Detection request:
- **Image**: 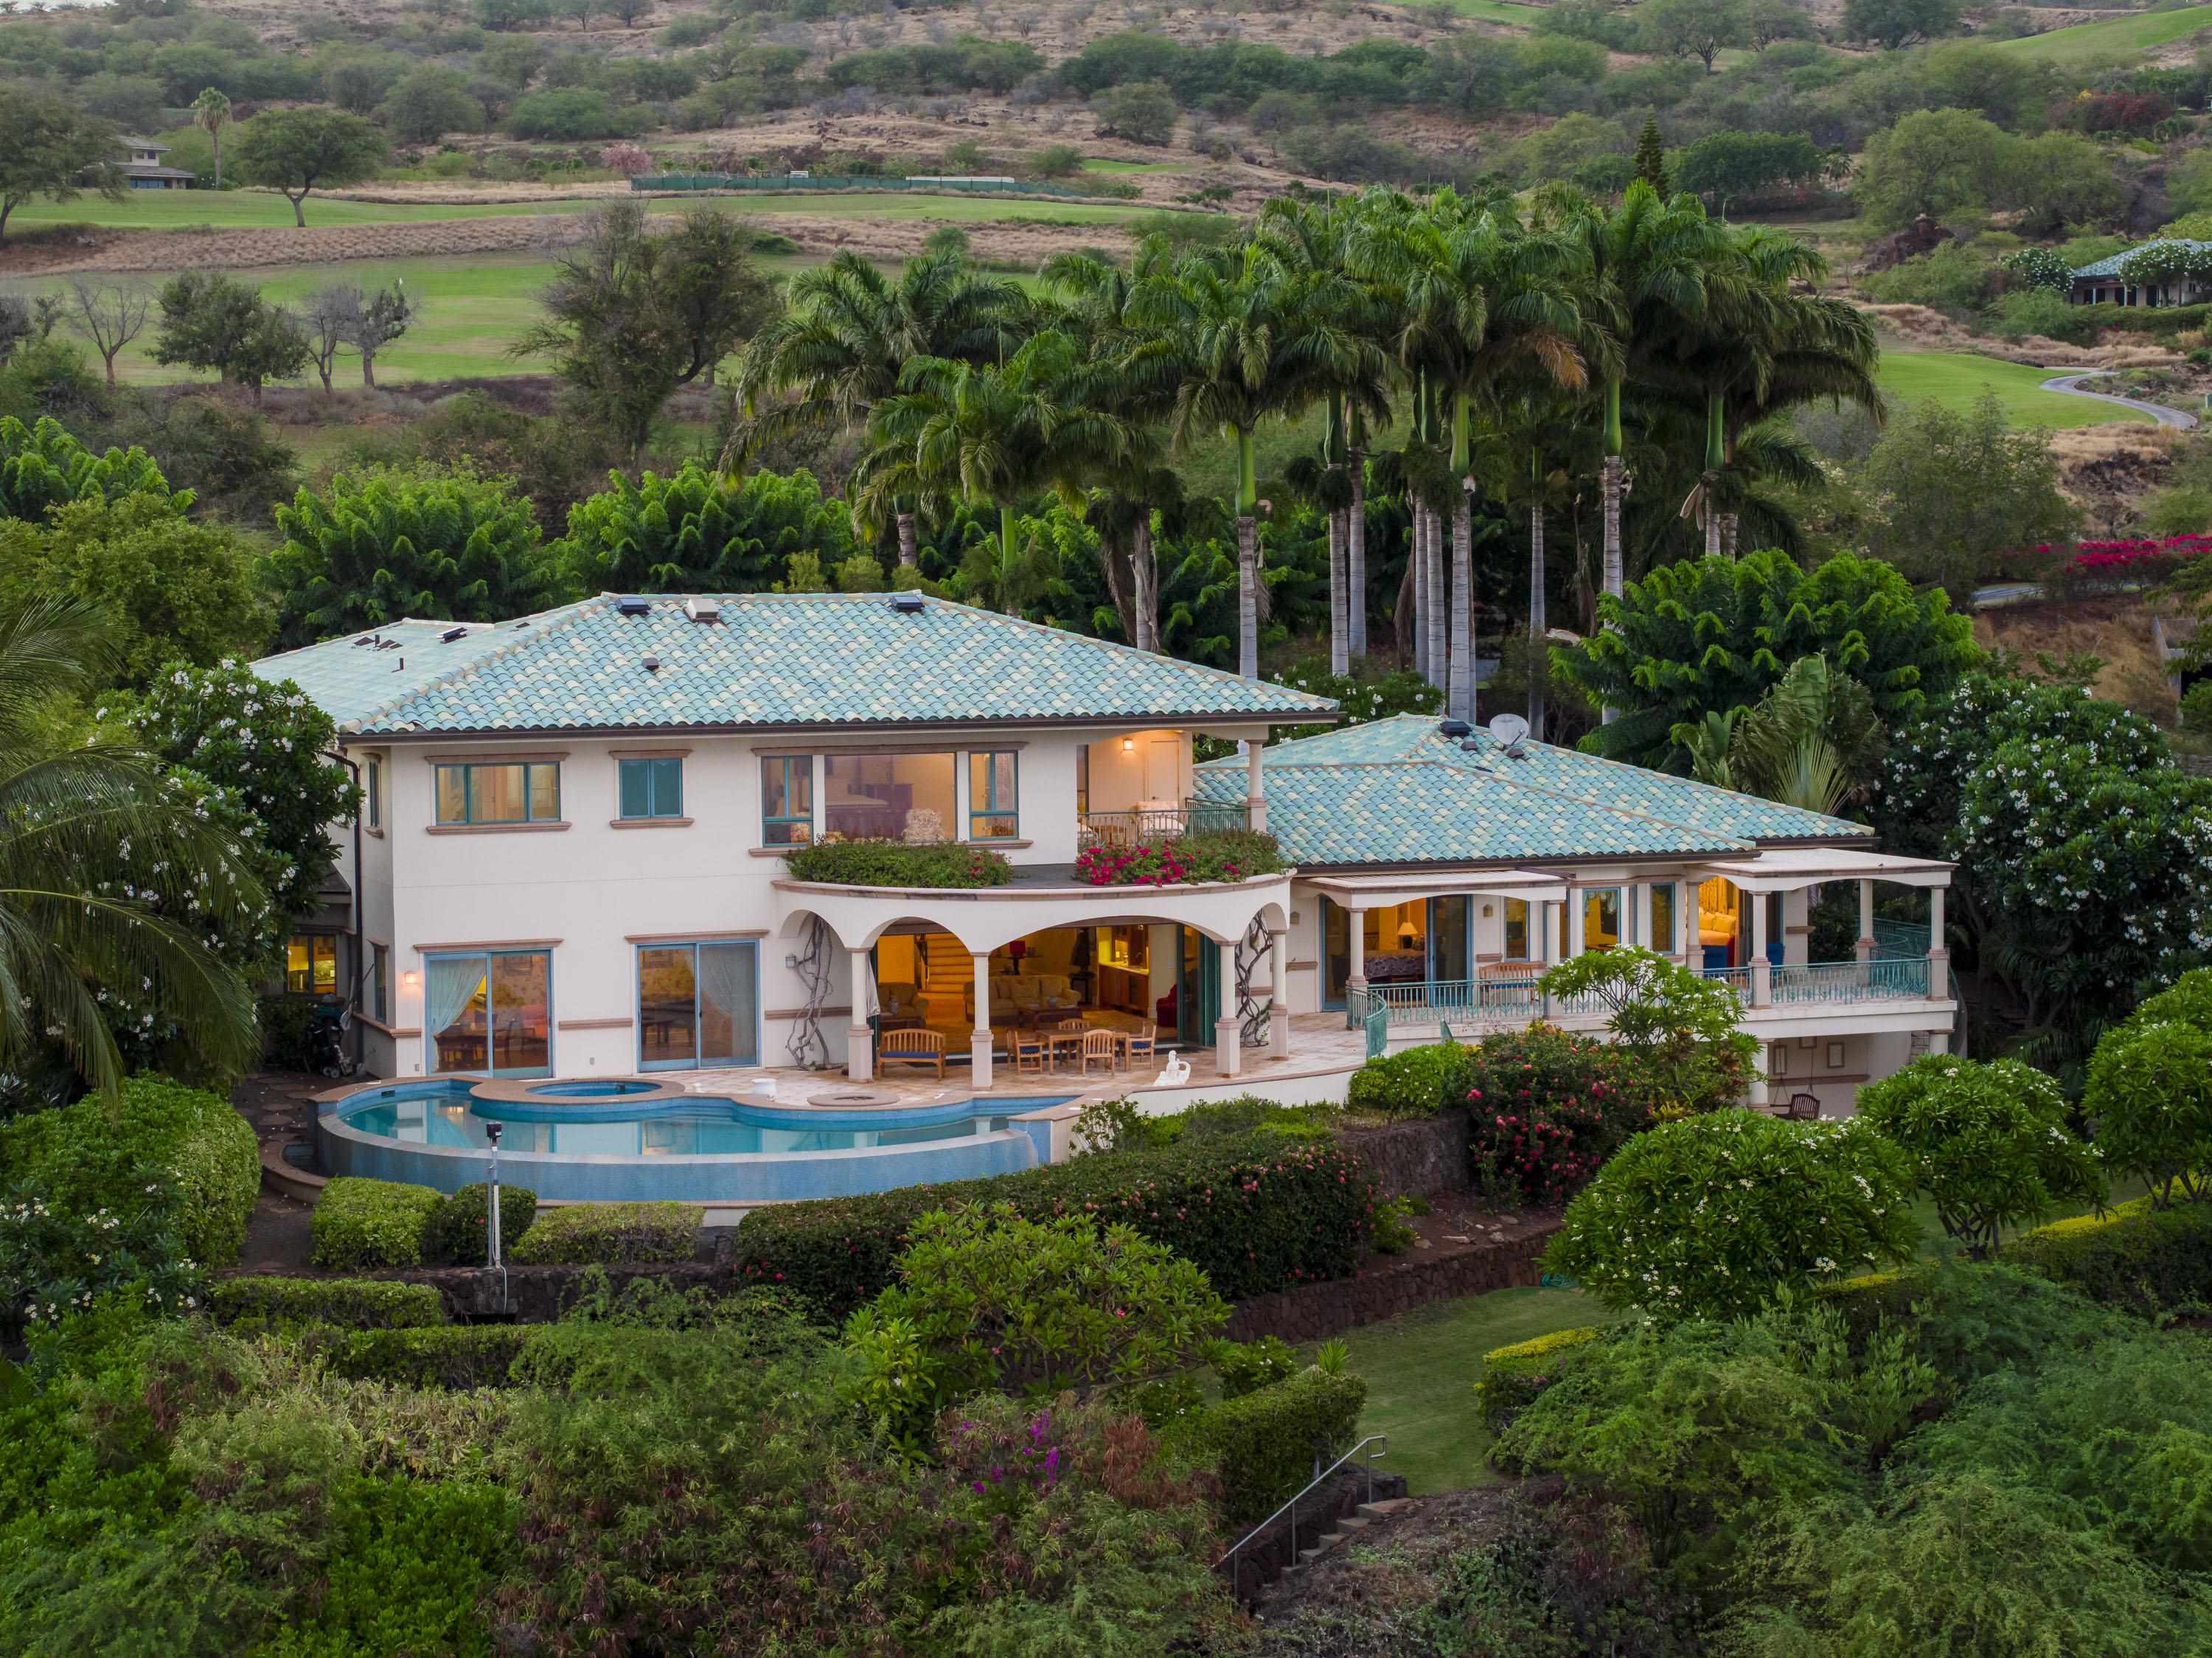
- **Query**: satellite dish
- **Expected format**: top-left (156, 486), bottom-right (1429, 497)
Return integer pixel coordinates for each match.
top-left (1487, 712), bottom-right (1531, 748)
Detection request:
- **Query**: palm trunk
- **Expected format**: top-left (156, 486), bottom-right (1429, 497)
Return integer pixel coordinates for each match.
top-left (1720, 513), bottom-right (1739, 557)
top-left (1601, 453), bottom-right (1624, 725)
top-left (212, 133), bottom-right (222, 189)
top-left (1133, 512), bottom-right (1157, 652)
top-left (998, 502), bottom-right (1016, 607)
top-left (1449, 393), bottom-right (1475, 723)
top-left (1703, 391), bottom-right (1725, 560)
top-left (1528, 447), bottom-right (1546, 736)
top-left (1347, 450), bottom-right (1367, 659)
top-left (1328, 507), bottom-right (1349, 676)
top-left (1411, 501), bottom-right (1429, 679)
top-left (1427, 502), bottom-right (1447, 699)
top-left (896, 511), bottom-right (917, 569)
top-left (1236, 428), bottom-right (1259, 680)
top-left (1394, 554), bottom-right (1416, 658)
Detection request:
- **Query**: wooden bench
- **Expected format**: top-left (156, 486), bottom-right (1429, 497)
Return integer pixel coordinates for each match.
top-left (878, 1027), bottom-right (947, 1079)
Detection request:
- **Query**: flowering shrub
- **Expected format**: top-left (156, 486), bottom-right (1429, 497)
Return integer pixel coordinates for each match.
top-left (1537, 947), bottom-right (1756, 1114)
top-left (2000, 246), bottom-right (2073, 295)
top-left (0, 1074), bottom-right (257, 1331)
top-left (737, 1131), bottom-right (1380, 1317)
top-left (2081, 1018), bottom-right (2212, 1208)
top-left (1345, 1041), bottom-right (1471, 1119)
top-left (1074, 829), bottom-right (1286, 886)
top-left (1857, 1055), bottom-right (2107, 1257)
top-left (1545, 1111), bottom-right (1920, 1320)
top-left (1464, 1025), bottom-right (1658, 1206)
top-left (781, 837), bottom-right (1012, 888)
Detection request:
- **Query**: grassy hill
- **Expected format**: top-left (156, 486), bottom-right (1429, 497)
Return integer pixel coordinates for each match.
top-left (1991, 4), bottom-right (2212, 63)
top-left (1876, 351), bottom-right (2154, 428)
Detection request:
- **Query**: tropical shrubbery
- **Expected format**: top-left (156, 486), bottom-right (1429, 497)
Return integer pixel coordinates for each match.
top-left (1, 1076), bottom-right (258, 1331)
top-left (210, 1275), bottom-right (448, 1333)
top-left (310, 1177), bottom-right (448, 1270)
top-left (1344, 1039), bottom-right (1472, 1120)
top-left (1546, 1112), bottom-right (1920, 1320)
top-left (780, 837), bottom-right (1015, 888)
top-left (2009, 1197), bottom-right (2212, 1317)
top-left (735, 1129), bottom-right (1380, 1317)
top-left (506, 1199), bottom-right (701, 1264)
top-left (1162, 1361), bottom-right (1368, 1525)
top-left (422, 1181), bottom-right (538, 1267)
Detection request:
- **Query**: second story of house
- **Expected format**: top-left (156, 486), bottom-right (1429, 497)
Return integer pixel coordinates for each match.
top-left (113, 138), bottom-right (198, 189)
top-left (256, 591), bottom-right (1339, 916)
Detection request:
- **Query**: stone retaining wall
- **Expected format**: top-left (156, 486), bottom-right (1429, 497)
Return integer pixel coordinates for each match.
top-left (1222, 1220), bottom-right (1559, 1345)
top-left (1340, 1109), bottom-right (1471, 1198)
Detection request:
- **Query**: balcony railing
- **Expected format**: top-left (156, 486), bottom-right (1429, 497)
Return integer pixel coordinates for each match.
top-left (1077, 799), bottom-right (1250, 849)
top-left (1346, 956), bottom-right (1938, 1033)
top-left (1769, 958), bottom-right (1929, 1003)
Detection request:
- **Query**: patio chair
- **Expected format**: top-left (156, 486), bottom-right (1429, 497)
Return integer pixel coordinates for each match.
top-left (1787, 1092), bottom-right (1823, 1121)
top-left (1012, 1028), bottom-right (1048, 1076)
top-left (878, 1027), bottom-right (946, 1079)
top-left (1079, 1028), bottom-right (1119, 1076)
top-left (1116, 1022), bottom-right (1157, 1070)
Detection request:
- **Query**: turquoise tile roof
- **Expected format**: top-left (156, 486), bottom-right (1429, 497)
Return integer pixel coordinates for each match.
top-left (257, 594), bottom-right (1338, 736)
top-left (250, 607), bottom-right (591, 729)
top-left (2071, 239), bottom-right (2212, 279)
top-left (1195, 714), bottom-right (1871, 868)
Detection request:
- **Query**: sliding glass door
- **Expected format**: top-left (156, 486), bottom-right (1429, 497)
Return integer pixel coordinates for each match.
top-left (427, 950), bottom-right (552, 1077)
top-left (638, 941), bottom-right (759, 1070)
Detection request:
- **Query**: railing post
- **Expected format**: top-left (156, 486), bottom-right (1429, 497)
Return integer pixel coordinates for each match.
top-left (1927, 886), bottom-right (1949, 1003)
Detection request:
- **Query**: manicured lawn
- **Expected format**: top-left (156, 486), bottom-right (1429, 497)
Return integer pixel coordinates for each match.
top-left (1447, 0), bottom-right (1544, 25)
top-left (5, 189), bottom-right (1169, 234)
top-left (1877, 350), bottom-right (2153, 428)
top-left (1992, 4), bottom-right (2212, 63)
top-left (1082, 159), bottom-right (1179, 175)
top-left (1306, 1286), bottom-right (1615, 1495)
top-left (1, 250), bottom-right (824, 386)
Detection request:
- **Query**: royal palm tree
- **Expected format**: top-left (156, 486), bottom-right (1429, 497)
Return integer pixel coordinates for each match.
top-left (853, 332), bottom-right (1130, 607)
top-left (1126, 241), bottom-right (1385, 681)
top-left (0, 598), bottom-right (261, 1095)
top-left (190, 88), bottom-right (232, 189)
top-left (1662, 226), bottom-right (1881, 557)
top-left (1548, 181), bottom-right (1733, 627)
top-left (728, 251), bottom-right (1026, 566)
top-left (1353, 192), bottom-right (1595, 722)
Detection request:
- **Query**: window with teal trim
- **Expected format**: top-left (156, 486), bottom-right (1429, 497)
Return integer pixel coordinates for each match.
top-left (760, 755), bottom-right (813, 846)
top-left (968, 750), bottom-right (1018, 839)
top-left (619, 756), bottom-right (684, 821)
top-left (434, 762), bottom-right (560, 826)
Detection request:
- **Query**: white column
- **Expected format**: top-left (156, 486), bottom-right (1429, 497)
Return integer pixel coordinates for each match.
top-left (970, 952), bottom-right (993, 1087)
top-left (1214, 937), bottom-right (1240, 1078)
top-left (1927, 885), bottom-right (1948, 1001)
top-left (1245, 739), bottom-right (1267, 834)
top-left (1748, 1069), bottom-right (1770, 1109)
top-left (1781, 888), bottom-right (1809, 966)
top-left (1856, 878), bottom-right (1875, 965)
top-left (846, 947), bottom-right (874, 1082)
top-left (1749, 891), bottom-right (1771, 1008)
top-left (1627, 882), bottom-right (1646, 950)
top-left (1539, 899), bottom-right (1559, 1017)
top-left (1926, 1028), bottom-right (1950, 1056)
top-left (1344, 907), bottom-right (1368, 997)
top-left (1268, 928), bottom-right (1290, 1059)
top-left (1676, 878), bottom-right (1696, 966)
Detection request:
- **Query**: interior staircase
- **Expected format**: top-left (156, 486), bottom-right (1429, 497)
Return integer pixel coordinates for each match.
top-left (917, 936), bottom-right (970, 1024)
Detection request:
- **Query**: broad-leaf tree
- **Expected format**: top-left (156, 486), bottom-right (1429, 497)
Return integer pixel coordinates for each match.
top-left (264, 464), bottom-right (572, 647)
top-left (0, 94), bottom-right (123, 242)
top-left (1559, 550), bottom-right (1975, 770)
top-left (0, 415), bottom-right (189, 524)
top-left (557, 461), bottom-right (860, 592)
top-left (232, 107), bottom-right (387, 228)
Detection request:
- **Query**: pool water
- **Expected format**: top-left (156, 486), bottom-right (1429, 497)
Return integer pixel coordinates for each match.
top-left (332, 1078), bottom-right (1060, 1162)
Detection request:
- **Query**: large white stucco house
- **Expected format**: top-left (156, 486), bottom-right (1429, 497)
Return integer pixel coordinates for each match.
top-left (256, 591), bottom-right (1956, 1115)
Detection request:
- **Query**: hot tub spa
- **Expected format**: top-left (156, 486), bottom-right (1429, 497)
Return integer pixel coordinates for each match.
top-left (316, 1078), bottom-right (1077, 1204)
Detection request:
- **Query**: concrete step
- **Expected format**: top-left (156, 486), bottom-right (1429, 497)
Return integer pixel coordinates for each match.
top-left (1356, 1498), bottom-right (1416, 1521)
top-left (1335, 1516), bottom-right (1371, 1533)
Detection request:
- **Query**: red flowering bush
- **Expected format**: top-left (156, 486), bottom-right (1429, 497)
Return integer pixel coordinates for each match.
top-left (1075, 829), bottom-right (1286, 886)
top-left (1463, 1025), bottom-right (1659, 1207)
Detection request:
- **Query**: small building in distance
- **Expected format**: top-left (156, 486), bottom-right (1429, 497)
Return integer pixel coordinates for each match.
top-left (2069, 239), bottom-right (2212, 307)
top-left (115, 138), bottom-right (197, 190)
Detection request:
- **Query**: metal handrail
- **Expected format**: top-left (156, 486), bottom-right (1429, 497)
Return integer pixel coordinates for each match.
top-left (1077, 799), bottom-right (1251, 849)
top-left (1217, 1432), bottom-right (1389, 1603)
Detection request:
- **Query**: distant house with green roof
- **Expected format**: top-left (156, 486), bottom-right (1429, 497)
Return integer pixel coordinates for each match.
top-left (259, 593), bottom-right (1957, 1118)
top-left (2069, 239), bottom-right (2212, 307)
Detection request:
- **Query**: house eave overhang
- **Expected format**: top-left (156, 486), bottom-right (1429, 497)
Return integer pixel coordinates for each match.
top-left (340, 710), bottom-right (1339, 743)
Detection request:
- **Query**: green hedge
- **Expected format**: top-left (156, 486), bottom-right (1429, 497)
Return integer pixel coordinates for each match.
top-left (0, 1074), bottom-right (260, 1269)
top-left (210, 1275), bottom-right (448, 1333)
top-left (781, 839), bottom-right (1012, 888)
top-left (1472, 1326), bottom-right (1601, 1434)
top-left (422, 1182), bottom-right (538, 1267)
top-left (734, 1132), bottom-right (1380, 1319)
top-left (507, 1200), bottom-right (701, 1264)
top-left (320, 1324), bottom-right (532, 1388)
top-left (1345, 1042), bottom-right (1470, 1120)
top-left (1162, 1365), bottom-right (1368, 1525)
top-left (2009, 1197), bottom-right (2212, 1317)
top-left (311, 1178), bottom-right (447, 1270)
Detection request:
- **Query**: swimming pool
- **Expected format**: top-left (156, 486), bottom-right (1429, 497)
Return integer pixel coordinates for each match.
top-left (318, 1078), bottom-right (1078, 1204)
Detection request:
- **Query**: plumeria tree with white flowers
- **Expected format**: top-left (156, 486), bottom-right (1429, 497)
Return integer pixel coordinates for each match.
top-left (1857, 1054), bottom-right (2106, 1258)
top-left (1545, 1110), bottom-right (1919, 1322)
top-left (0, 599), bottom-right (264, 1098)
